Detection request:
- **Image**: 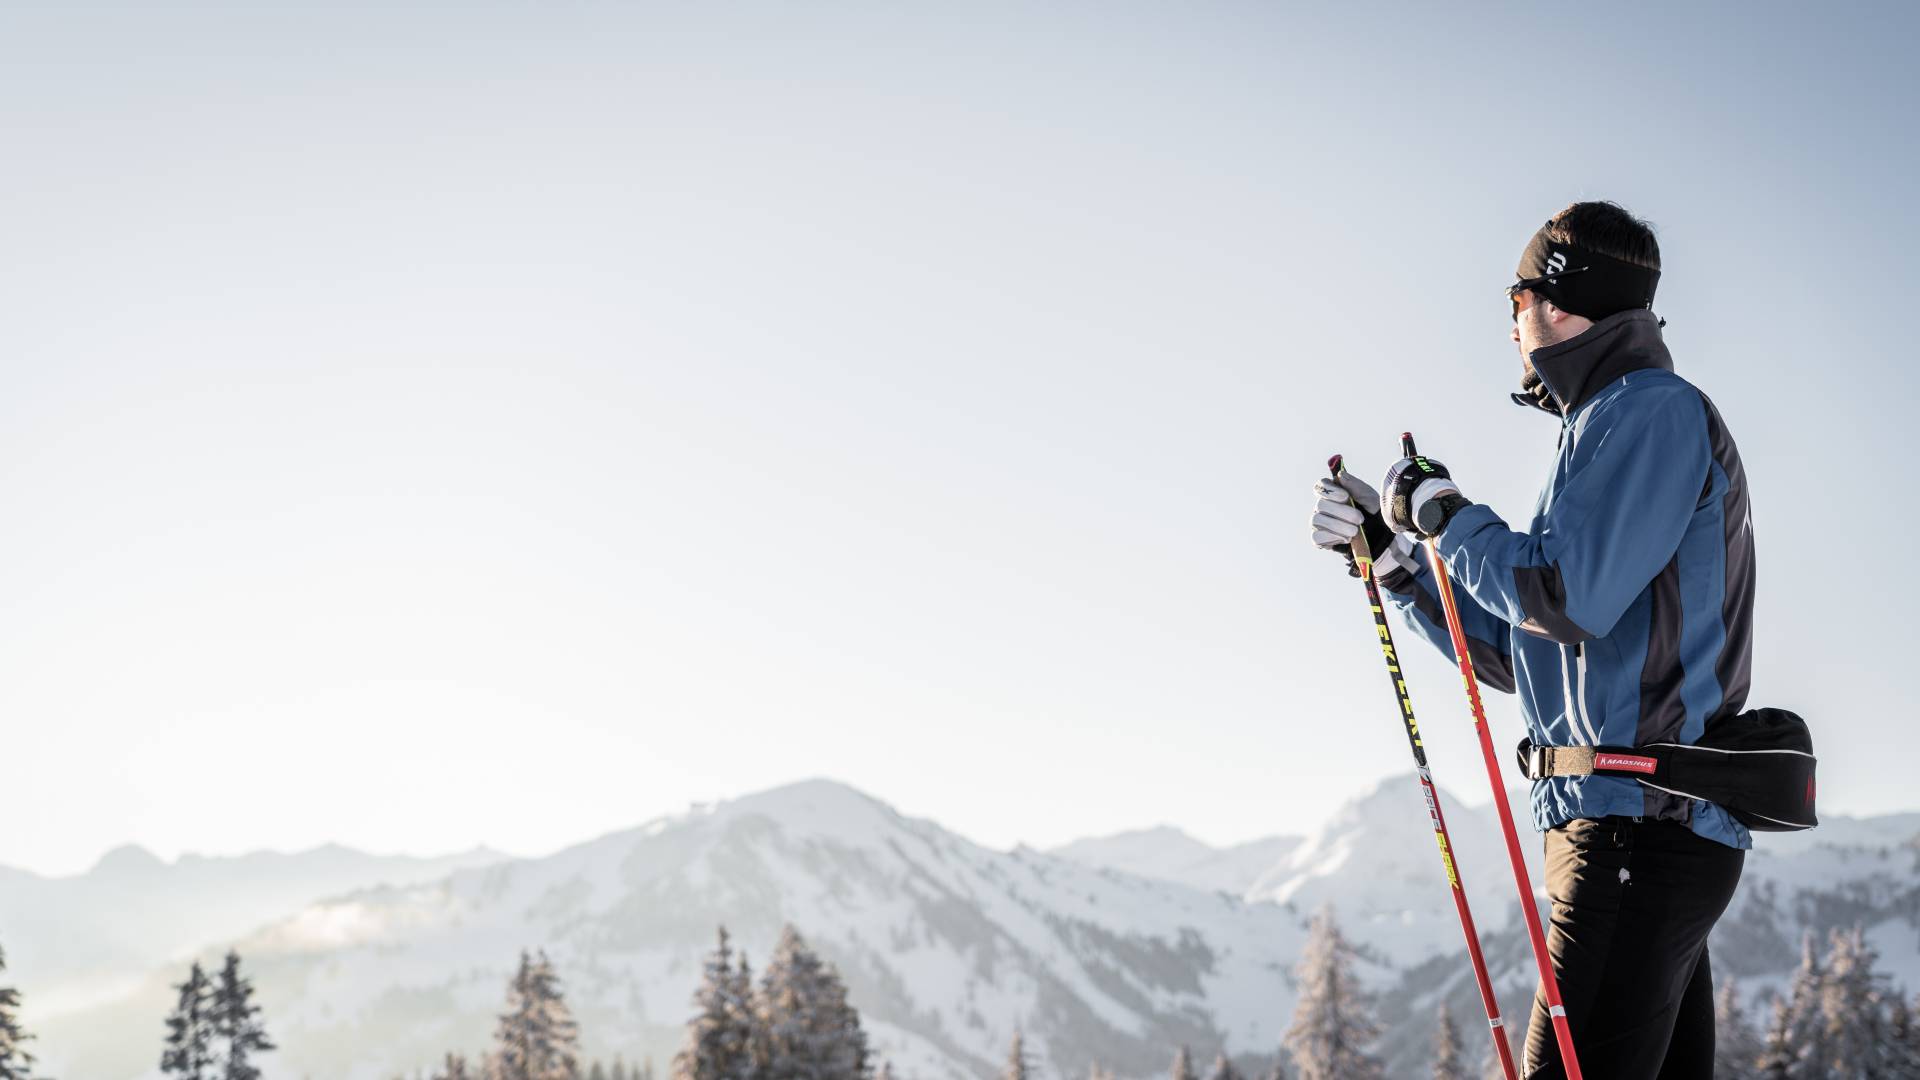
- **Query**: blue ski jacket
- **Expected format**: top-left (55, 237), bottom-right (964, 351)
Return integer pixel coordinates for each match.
top-left (1378, 309), bottom-right (1756, 849)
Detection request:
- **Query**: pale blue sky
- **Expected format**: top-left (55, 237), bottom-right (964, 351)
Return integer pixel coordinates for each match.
top-left (1, 2), bottom-right (1912, 874)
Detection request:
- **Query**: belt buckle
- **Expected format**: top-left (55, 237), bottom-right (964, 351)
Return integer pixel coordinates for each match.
top-left (1527, 745), bottom-right (1549, 780)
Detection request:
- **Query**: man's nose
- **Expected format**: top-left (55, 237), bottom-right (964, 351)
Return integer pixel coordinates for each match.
top-left (1510, 324), bottom-right (1522, 345)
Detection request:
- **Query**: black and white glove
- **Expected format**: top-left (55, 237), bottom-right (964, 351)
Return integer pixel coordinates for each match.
top-left (1311, 472), bottom-right (1400, 578)
top-left (1379, 455), bottom-right (1472, 539)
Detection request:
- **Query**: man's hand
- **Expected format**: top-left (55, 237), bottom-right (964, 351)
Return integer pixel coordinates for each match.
top-left (1380, 455), bottom-right (1472, 538)
top-left (1311, 472), bottom-right (1394, 577)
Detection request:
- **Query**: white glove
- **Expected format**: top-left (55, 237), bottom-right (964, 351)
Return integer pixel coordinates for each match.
top-left (1311, 472), bottom-right (1398, 578)
top-left (1311, 473), bottom-right (1380, 550)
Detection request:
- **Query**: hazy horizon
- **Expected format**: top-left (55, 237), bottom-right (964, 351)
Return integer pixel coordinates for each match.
top-left (5, 2), bottom-right (1916, 877)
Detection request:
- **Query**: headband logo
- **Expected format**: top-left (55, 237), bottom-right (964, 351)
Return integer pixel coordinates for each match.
top-left (1546, 250), bottom-right (1567, 274)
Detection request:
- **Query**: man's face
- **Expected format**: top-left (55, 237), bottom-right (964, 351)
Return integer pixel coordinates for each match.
top-left (1510, 288), bottom-right (1561, 379)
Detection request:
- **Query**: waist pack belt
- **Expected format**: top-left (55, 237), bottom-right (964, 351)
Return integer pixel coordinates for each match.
top-left (1516, 707), bottom-right (1818, 832)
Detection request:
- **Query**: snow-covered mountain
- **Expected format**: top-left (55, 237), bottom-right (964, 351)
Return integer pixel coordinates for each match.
top-left (1240, 774), bottom-right (1542, 967)
top-left (13, 777), bottom-right (1919, 1080)
top-left (0, 842), bottom-right (506, 1018)
top-left (30, 780), bottom-right (1337, 1080)
top-left (1049, 828), bottom-right (1300, 897)
top-left (1037, 782), bottom-right (1920, 1076)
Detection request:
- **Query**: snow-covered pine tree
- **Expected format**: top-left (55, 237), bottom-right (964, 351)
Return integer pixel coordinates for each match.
top-left (1755, 999), bottom-right (1793, 1080)
top-left (1712, 982), bottom-right (1761, 1080)
top-left (433, 1053), bottom-right (473, 1080)
top-left (1820, 925), bottom-right (1918, 1077)
top-left (1169, 1046), bottom-right (1194, 1080)
top-left (1891, 993), bottom-right (1920, 1072)
top-left (1002, 1030), bottom-right (1030, 1080)
top-left (491, 949), bottom-right (581, 1080)
top-left (756, 926), bottom-right (869, 1080)
top-left (1431, 1001), bottom-right (1467, 1080)
top-left (588, 1063), bottom-right (609, 1080)
top-left (1204, 1051), bottom-right (1241, 1080)
top-left (162, 961), bottom-right (217, 1080)
top-left (875, 1062), bottom-right (896, 1080)
top-left (1281, 909), bottom-right (1383, 1080)
top-left (1780, 931), bottom-right (1828, 1076)
top-left (1259, 1060), bottom-right (1288, 1080)
top-left (672, 927), bottom-right (756, 1080)
top-left (736, 952), bottom-right (765, 1080)
top-left (0, 945), bottom-right (36, 1080)
top-left (209, 950), bottom-right (275, 1080)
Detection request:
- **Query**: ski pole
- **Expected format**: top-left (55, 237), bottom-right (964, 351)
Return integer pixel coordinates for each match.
top-left (1399, 432), bottom-right (1582, 1079)
top-left (1326, 454), bottom-right (1518, 1080)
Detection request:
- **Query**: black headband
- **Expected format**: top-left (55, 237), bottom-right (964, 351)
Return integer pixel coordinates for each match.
top-left (1514, 222), bottom-right (1660, 320)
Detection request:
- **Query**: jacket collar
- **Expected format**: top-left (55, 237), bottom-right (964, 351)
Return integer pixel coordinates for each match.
top-left (1518, 308), bottom-right (1673, 418)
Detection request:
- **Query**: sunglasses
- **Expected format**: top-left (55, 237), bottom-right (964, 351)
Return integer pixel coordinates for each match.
top-left (1507, 266), bottom-right (1590, 321)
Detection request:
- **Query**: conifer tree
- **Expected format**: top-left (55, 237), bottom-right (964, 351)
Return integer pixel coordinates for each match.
top-left (1755, 999), bottom-right (1793, 1080)
top-left (491, 950), bottom-right (580, 1080)
top-left (434, 1053), bottom-right (473, 1080)
top-left (589, 1063), bottom-right (609, 1080)
top-left (1204, 1051), bottom-right (1241, 1080)
top-left (1712, 982), bottom-right (1761, 1080)
top-left (673, 927), bottom-right (757, 1080)
top-left (737, 953), bottom-right (766, 1080)
top-left (0, 945), bottom-right (36, 1080)
top-left (1260, 1063), bottom-right (1287, 1080)
top-left (1431, 1001), bottom-right (1468, 1080)
top-left (162, 961), bottom-right (217, 1080)
top-left (875, 1063), bottom-right (896, 1080)
top-left (1891, 994), bottom-right (1920, 1072)
top-left (1780, 931), bottom-right (1828, 1076)
top-left (1002, 1030), bottom-right (1030, 1080)
top-left (1281, 910), bottom-right (1382, 1080)
top-left (209, 950), bottom-right (275, 1080)
top-left (1822, 925), bottom-right (1920, 1077)
top-left (757, 926), bottom-right (869, 1080)
top-left (1169, 1046), bottom-right (1194, 1080)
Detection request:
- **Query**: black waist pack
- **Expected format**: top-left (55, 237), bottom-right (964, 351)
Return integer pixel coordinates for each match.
top-left (1517, 708), bottom-right (1817, 831)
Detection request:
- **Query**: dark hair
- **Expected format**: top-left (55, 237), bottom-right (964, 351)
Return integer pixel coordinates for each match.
top-left (1543, 201), bottom-right (1661, 271)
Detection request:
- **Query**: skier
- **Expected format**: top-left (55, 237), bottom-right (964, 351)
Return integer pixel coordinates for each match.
top-left (1309, 201), bottom-right (1751, 1078)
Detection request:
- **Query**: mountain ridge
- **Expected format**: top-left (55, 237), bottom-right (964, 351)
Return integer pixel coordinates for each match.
top-left (14, 774), bottom-right (1919, 1080)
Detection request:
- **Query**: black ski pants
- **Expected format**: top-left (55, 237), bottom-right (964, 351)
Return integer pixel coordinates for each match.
top-left (1523, 816), bottom-right (1745, 1079)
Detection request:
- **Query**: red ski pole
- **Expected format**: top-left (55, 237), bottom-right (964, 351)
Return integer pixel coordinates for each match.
top-left (1400, 432), bottom-right (1582, 1079)
top-left (1326, 454), bottom-right (1518, 1080)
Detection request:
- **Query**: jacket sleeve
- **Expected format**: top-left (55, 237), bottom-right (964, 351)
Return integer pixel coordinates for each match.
top-left (1435, 384), bottom-right (1710, 645)
top-left (1376, 550), bottom-right (1517, 694)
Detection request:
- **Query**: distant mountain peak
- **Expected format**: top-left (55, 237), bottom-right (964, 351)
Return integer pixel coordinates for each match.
top-left (89, 843), bottom-right (166, 877)
top-left (717, 777), bottom-right (901, 831)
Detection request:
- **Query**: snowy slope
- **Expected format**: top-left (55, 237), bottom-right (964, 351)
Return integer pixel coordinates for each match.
top-left (1049, 828), bottom-right (1301, 896)
top-left (0, 842), bottom-right (506, 1018)
top-left (19, 777), bottom-right (1919, 1080)
top-left (33, 780), bottom-right (1341, 1080)
top-left (1055, 775), bottom-right (1546, 968)
top-left (1368, 804), bottom-right (1920, 1076)
top-left (1064, 777), bottom-right (1920, 1077)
